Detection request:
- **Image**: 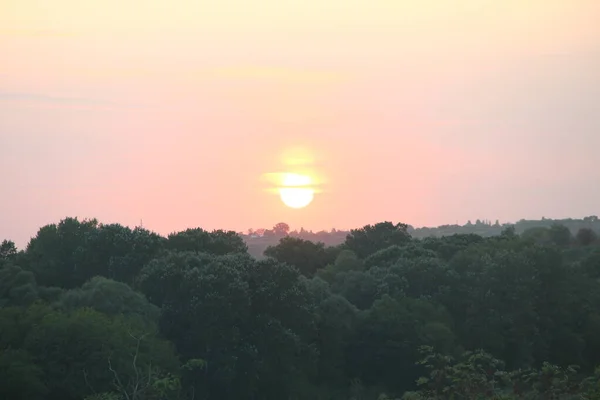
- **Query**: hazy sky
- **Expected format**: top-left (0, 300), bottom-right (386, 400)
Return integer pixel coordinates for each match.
top-left (1, 0), bottom-right (599, 247)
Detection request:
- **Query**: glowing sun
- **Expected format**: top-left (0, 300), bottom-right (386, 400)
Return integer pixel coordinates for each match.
top-left (278, 173), bottom-right (315, 209)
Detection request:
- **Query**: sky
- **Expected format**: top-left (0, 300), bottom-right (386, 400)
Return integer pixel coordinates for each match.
top-left (1, 0), bottom-right (599, 248)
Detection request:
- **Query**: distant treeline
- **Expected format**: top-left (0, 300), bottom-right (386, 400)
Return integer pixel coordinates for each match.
top-left (243, 216), bottom-right (600, 258)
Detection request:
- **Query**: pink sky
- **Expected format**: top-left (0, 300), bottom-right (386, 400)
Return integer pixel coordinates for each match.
top-left (1, 0), bottom-right (599, 248)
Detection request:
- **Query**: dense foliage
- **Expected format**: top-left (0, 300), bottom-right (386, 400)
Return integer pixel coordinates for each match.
top-left (1, 217), bottom-right (600, 399)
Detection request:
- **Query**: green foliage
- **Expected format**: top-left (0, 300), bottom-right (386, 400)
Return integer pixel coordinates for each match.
top-left (24, 218), bottom-right (166, 288)
top-left (58, 276), bottom-right (160, 324)
top-left (521, 226), bottom-right (552, 245)
top-left (78, 224), bottom-right (167, 286)
top-left (0, 303), bottom-right (178, 400)
top-left (0, 239), bottom-right (17, 260)
top-left (421, 234), bottom-right (485, 261)
top-left (547, 224), bottom-right (573, 246)
top-left (0, 263), bottom-right (40, 306)
top-left (317, 249), bottom-right (364, 283)
top-left (409, 346), bottom-right (590, 399)
top-left (345, 222), bottom-right (412, 258)
top-left (313, 294), bottom-right (358, 384)
top-left (347, 295), bottom-right (456, 393)
top-left (0, 348), bottom-right (47, 400)
top-left (3, 217), bottom-right (600, 400)
top-left (331, 270), bottom-right (379, 309)
top-left (167, 227), bottom-right (248, 255)
top-left (144, 251), bottom-right (318, 399)
top-left (25, 217), bottom-right (99, 288)
top-left (364, 243), bottom-right (438, 270)
top-left (264, 236), bottom-right (333, 277)
top-left (576, 228), bottom-right (598, 246)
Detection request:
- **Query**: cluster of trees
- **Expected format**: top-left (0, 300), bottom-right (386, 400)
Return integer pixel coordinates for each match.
top-left (411, 217), bottom-right (600, 240)
top-left (242, 217), bottom-right (600, 258)
top-left (1, 218), bottom-right (600, 399)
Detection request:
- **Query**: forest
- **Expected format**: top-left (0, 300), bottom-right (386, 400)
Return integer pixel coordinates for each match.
top-left (1, 217), bottom-right (600, 400)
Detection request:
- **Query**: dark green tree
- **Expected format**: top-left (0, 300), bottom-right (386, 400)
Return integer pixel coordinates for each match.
top-left (0, 263), bottom-right (40, 307)
top-left (58, 276), bottom-right (160, 324)
top-left (344, 222), bottom-right (412, 258)
top-left (0, 348), bottom-right (47, 400)
top-left (576, 228), bottom-right (598, 246)
top-left (347, 295), bottom-right (455, 393)
top-left (167, 228), bottom-right (248, 255)
top-left (264, 236), bottom-right (332, 277)
top-left (0, 304), bottom-right (178, 400)
top-left (547, 224), bottom-right (573, 246)
top-left (0, 239), bottom-right (17, 261)
top-left (25, 217), bottom-right (99, 288)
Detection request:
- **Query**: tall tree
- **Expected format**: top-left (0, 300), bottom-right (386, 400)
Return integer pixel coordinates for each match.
top-left (576, 228), bottom-right (598, 246)
top-left (0, 239), bottom-right (17, 261)
top-left (264, 236), bottom-right (332, 277)
top-left (167, 228), bottom-right (248, 255)
top-left (25, 217), bottom-right (99, 288)
top-left (344, 222), bottom-right (411, 258)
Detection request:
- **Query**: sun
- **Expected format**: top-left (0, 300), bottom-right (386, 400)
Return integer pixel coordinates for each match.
top-left (278, 173), bottom-right (315, 209)
top-left (279, 187), bottom-right (314, 209)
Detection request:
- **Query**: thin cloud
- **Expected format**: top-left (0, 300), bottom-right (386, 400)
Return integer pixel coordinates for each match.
top-left (0, 92), bottom-right (114, 106)
top-left (0, 29), bottom-right (78, 38)
top-left (0, 92), bottom-right (144, 109)
top-left (199, 66), bottom-right (351, 84)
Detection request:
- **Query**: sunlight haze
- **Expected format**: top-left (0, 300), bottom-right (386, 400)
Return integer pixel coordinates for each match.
top-left (1, 0), bottom-right (599, 247)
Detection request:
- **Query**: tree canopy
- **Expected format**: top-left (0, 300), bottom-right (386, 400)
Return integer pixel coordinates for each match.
top-left (1, 216), bottom-right (600, 399)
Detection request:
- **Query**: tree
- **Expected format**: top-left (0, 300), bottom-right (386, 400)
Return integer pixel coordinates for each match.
top-left (364, 243), bottom-right (438, 269)
top-left (0, 348), bottom-right (47, 400)
top-left (93, 334), bottom-right (193, 400)
top-left (80, 224), bottom-right (167, 286)
top-left (244, 258), bottom-right (318, 398)
top-left (0, 303), bottom-right (179, 400)
top-left (312, 294), bottom-right (358, 386)
top-left (316, 250), bottom-right (364, 284)
top-left (0, 239), bottom-right (17, 261)
top-left (410, 346), bottom-right (584, 399)
top-left (331, 270), bottom-right (379, 310)
top-left (24, 308), bottom-right (178, 400)
top-left (389, 256), bottom-right (452, 299)
top-left (25, 217), bottom-right (99, 288)
top-left (58, 276), bottom-right (160, 325)
top-left (500, 225), bottom-right (517, 238)
top-left (421, 234), bottom-right (484, 261)
top-left (347, 295), bottom-right (455, 393)
top-left (344, 222), bottom-right (411, 258)
top-left (138, 251), bottom-right (253, 307)
top-left (151, 251), bottom-right (319, 399)
top-left (272, 222), bottom-right (290, 236)
top-left (547, 224), bottom-right (573, 246)
top-left (576, 228), bottom-right (597, 246)
top-left (521, 226), bottom-right (551, 244)
top-left (264, 236), bottom-right (332, 277)
top-left (167, 228), bottom-right (248, 255)
top-left (0, 263), bottom-right (40, 307)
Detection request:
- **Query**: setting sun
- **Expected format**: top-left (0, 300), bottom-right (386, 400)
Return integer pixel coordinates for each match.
top-left (278, 173), bottom-right (315, 209)
top-left (279, 187), bottom-right (315, 208)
